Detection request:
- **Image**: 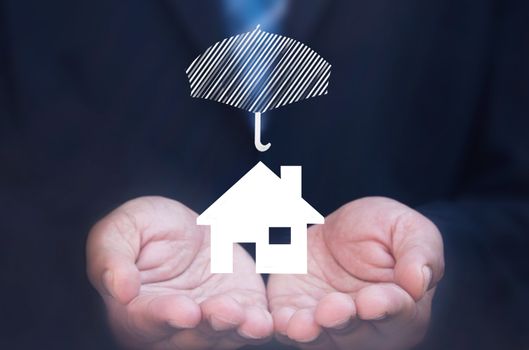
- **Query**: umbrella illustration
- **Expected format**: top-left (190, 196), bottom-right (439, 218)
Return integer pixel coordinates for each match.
top-left (186, 25), bottom-right (331, 152)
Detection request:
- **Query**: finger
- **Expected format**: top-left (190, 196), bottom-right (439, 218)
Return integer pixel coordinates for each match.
top-left (272, 307), bottom-right (296, 336)
top-left (125, 294), bottom-right (201, 339)
top-left (314, 292), bottom-right (356, 329)
top-left (237, 305), bottom-right (274, 339)
top-left (201, 295), bottom-right (246, 332)
top-left (392, 211), bottom-right (445, 300)
top-left (356, 284), bottom-right (428, 348)
top-left (274, 333), bottom-right (298, 347)
top-left (86, 210), bottom-right (141, 304)
top-left (286, 308), bottom-right (321, 343)
top-left (355, 284), bottom-right (416, 323)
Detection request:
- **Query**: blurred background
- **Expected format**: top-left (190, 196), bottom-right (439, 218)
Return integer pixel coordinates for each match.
top-left (1, 0), bottom-right (528, 349)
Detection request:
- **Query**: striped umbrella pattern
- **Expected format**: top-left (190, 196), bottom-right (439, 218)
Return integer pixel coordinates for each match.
top-left (186, 25), bottom-right (331, 152)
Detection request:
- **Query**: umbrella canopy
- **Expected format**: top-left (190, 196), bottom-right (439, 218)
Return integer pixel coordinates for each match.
top-left (186, 25), bottom-right (331, 151)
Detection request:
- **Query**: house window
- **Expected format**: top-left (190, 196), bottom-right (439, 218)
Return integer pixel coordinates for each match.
top-left (269, 227), bottom-right (291, 244)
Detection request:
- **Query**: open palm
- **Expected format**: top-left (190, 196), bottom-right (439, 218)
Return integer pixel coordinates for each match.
top-left (87, 196), bottom-right (272, 350)
top-left (267, 197), bottom-right (444, 350)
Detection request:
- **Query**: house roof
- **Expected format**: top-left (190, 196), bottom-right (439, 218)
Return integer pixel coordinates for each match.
top-left (197, 162), bottom-right (324, 225)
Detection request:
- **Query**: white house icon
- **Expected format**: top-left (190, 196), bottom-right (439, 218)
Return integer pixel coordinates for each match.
top-left (197, 162), bottom-right (324, 274)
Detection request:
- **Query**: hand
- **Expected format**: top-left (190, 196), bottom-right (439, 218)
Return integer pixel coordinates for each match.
top-left (87, 196), bottom-right (273, 349)
top-left (267, 197), bottom-right (444, 350)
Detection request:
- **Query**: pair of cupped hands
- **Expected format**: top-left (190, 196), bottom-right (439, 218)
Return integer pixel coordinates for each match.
top-left (87, 196), bottom-right (444, 350)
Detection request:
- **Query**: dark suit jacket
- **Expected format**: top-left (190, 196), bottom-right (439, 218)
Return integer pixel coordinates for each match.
top-left (1, 0), bottom-right (528, 349)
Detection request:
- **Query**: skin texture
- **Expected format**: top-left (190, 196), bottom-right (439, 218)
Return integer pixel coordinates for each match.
top-left (87, 196), bottom-right (444, 350)
top-left (86, 197), bottom-right (273, 350)
top-left (267, 197), bottom-right (445, 350)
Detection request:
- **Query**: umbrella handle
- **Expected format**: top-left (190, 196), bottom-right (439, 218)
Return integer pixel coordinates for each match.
top-left (254, 112), bottom-right (271, 152)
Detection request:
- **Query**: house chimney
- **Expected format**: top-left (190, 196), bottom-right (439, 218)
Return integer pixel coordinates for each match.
top-left (280, 166), bottom-right (302, 197)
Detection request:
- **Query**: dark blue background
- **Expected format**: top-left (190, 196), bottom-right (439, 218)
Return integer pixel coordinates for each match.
top-left (1, 0), bottom-right (528, 348)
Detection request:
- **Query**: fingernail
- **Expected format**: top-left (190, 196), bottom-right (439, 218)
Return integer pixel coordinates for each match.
top-left (371, 313), bottom-right (387, 321)
top-left (167, 319), bottom-right (189, 329)
top-left (210, 316), bottom-right (237, 331)
top-left (237, 328), bottom-right (261, 339)
top-left (329, 318), bottom-right (350, 329)
top-left (102, 270), bottom-right (114, 298)
top-left (422, 266), bottom-right (432, 294)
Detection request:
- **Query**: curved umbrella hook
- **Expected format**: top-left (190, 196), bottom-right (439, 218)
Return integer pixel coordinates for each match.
top-left (254, 112), bottom-right (271, 152)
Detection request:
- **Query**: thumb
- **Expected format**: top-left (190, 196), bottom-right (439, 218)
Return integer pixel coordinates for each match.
top-left (393, 211), bottom-right (445, 301)
top-left (86, 210), bottom-right (141, 305)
